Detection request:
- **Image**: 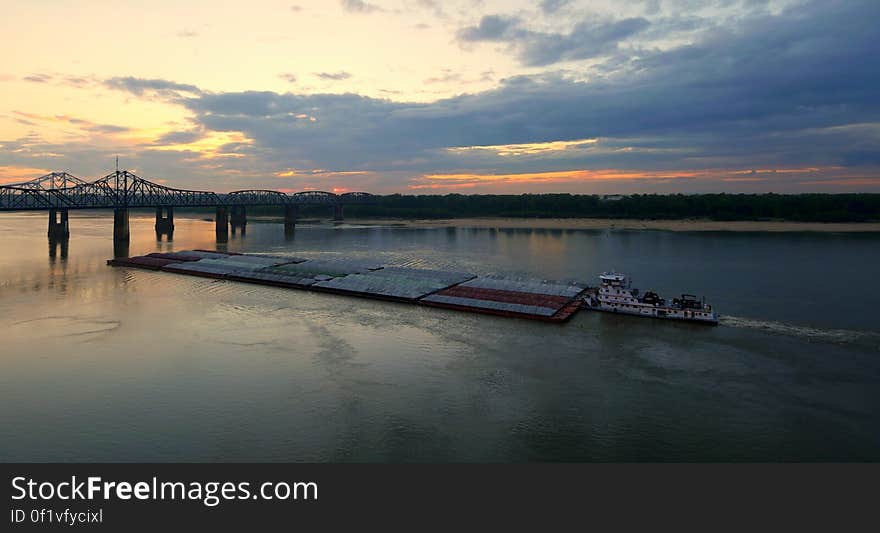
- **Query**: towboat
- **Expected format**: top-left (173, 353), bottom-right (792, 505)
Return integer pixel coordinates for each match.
top-left (582, 272), bottom-right (718, 324)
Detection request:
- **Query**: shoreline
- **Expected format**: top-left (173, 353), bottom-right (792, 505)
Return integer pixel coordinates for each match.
top-left (5, 211), bottom-right (879, 232)
top-left (340, 217), bottom-right (880, 233)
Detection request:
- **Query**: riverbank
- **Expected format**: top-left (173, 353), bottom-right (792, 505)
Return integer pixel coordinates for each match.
top-left (341, 217), bottom-right (880, 232)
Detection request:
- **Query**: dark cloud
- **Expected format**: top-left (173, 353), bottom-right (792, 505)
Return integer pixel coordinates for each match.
top-left (23, 73), bottom-right (52, 83)
top-left (279, 73), bottom-right (298, 83)
top-left (340, 0), bottom-right (381, 13)
top-left (104, 77), bottom-right (202, 98)
top-left (457, 15), bottom-right (650, 66)
top-left (520, 18), bottom-right (650, 66)
top-left (290, 4), bottom-right (303, 11)
top-left (314, 71), bottom-right (352, 81)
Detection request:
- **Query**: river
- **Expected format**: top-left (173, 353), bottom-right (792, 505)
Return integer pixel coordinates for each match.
top-left (1, 211), bottom-right (878, 461)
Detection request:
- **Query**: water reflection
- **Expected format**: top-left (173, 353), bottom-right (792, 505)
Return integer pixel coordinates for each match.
top-left (48, 236), bottom-right (68, 261)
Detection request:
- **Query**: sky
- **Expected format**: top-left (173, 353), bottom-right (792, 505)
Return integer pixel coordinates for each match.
top-left (1, 0), bottom-right (879, 194)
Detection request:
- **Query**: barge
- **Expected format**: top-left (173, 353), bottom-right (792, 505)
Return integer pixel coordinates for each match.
top-left (108, 251), bottom-right (718, 325)
top-left (108, 250), bottom-right (587, 322)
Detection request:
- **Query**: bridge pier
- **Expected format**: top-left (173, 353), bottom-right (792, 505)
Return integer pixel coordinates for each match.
top-left (47, 208), bottom-right (70, 239)
top-left (113, 208), bottom-right (129, 243)
top-left (215, 206), bottom-right (229, 242)
top-left (155, 206), bottom-right (174, 236)
top-left (284, 205), bottom-right (297, 230)
top-left (230, 205), bottom-right (247, 235)
top-left (332, 204), bottom-right (344, 221)
top-left (113, 239), bottom-right (129, 259)
top-left (284, 205), bottom-right (297, 240)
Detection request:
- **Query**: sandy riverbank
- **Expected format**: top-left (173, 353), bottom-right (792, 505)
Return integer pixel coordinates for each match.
top-left (340, 217), bottom-right (880, 232)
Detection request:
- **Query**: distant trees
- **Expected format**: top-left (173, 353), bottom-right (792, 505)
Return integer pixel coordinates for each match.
top-left (330, 193), bottom-right (880, 222)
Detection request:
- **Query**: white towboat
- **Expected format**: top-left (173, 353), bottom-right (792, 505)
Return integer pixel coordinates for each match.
top-left (582, 272), bottom-right (718, 325)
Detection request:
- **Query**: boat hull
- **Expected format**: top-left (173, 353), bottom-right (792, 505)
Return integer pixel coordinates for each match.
top-left (582, 300), bottom-right (719, 325)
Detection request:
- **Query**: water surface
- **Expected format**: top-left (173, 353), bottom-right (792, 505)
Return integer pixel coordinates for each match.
top-left (1, 211), bottom-right (878, 461)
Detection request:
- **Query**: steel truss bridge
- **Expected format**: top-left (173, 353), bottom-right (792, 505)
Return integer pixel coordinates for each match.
top-left (0, 171), bottom-right (377, 244)
top-left (0, 171), bottom-right (373, 210)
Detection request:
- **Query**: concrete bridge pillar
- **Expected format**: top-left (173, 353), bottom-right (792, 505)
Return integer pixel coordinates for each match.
top-left (284, 205), bottom-right (297, 240)
top-left (230, 206), bottom-right (246, 237)
top-left (284, 205), bottom-right (297, 229)
top-left (47, 208), bottom-right (70, 239)
top-left (215, 206), bottom-right (229, 242)
top-left (155, 206), bottom-right (174, 235)
top-left (113, 208), bottom-right (129, 243)
top-left (333, 204), bottom-right (344, 221)
top-left (113, 239), bottom-right (129, 259)
top-left (230, 205), bottom-right (247, 229)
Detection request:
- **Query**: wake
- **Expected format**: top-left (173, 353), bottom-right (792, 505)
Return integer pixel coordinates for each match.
top-left (719, 315), bottom-right (880, 347)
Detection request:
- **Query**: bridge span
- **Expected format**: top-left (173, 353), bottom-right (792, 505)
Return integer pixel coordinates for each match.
top-left (0, 170), bottom-right (376, 243)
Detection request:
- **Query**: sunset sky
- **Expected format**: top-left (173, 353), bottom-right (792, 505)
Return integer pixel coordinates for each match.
top-left (2, 0), bottom-right (878, 194)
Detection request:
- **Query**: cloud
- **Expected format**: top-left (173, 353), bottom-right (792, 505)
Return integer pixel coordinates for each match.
top-left (176, 29), bottom-right (199, 38)
top-left (61, 75), bottom-right (95, 88)
top-left (424, 70), bottom-right (461, 84)
top-left (456, 15), bottom-right (519, 42)
top-left (87, 124), bottom-right (131, 134)
top-left (340, 0), bottom-right (381, 13)
top-left (290, 4), bottom-right (303, 11)
top-left (424, 69), bottom-right (494, 85)
top-left (279, 73), bottom-right (298, 83)
top-left (17, 73), bottom-right (98, 88)
top-left (314, 71), bottom-right (352, 81)
top-left (12, 111), bottom-right (131, 135)
top-left (457, 15), bottom-right (650, 66)
top-left (153, 130), bottom-right (204, 145)
top-left (539, 0), bottom-right (573, 14)
top-left (104, 77), bottom-right (202, 98)
top-left (23, 73), bottom-right (52, 83)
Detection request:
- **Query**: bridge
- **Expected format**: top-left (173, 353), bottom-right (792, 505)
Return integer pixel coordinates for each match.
top-left (0, 170), bottom-right (376, 243)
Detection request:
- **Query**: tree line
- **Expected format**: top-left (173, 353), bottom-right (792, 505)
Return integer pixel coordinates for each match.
top-left (326, 193), bottom-right (880, 222)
